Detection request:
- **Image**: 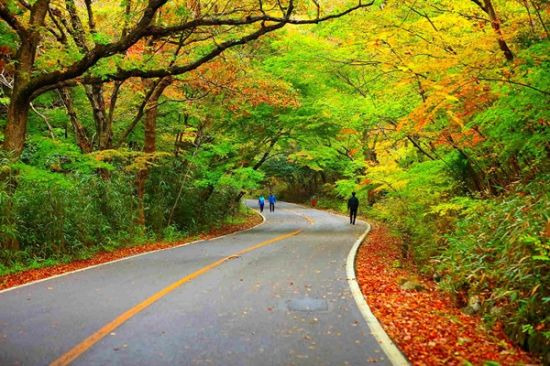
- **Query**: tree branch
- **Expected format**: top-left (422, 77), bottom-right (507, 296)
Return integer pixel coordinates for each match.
top-left (470, 0), bottom-right (487, 12)
top-left (0, 2), bottom-right (27, 37)
top-left (478, 77), bottom-right (550, 96)
top-left (84, 22), bottom-right (287, 83)
top-left (27, 1), bottom-right (373, 97)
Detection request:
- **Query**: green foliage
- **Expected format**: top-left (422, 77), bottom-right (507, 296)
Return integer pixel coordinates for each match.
top-left (0, 139), bottom-right (250, 274)
top-left (0, 22), bottom-right (18, 50)
top-left (437, 178), bottom-right (549, 355)
top-left (251, 2), bottom-right (550, 359)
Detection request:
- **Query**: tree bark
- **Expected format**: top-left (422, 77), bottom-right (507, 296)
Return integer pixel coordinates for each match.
top-left (135, 76), bottom-right (172, 225)
top-left (4, 94), bottom-right (30, 157)
top-left (477, 0), bottom-right (514, 61)
top-left (2, 0), bottom-right (50, 157)
top-left (92, 85), bottom-right (112, 150)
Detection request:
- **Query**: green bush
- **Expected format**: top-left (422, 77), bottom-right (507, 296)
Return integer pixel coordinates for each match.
top-left (438, 178), bottom-right (549, 355)
top-left (0, 141), bottom-right (246, 275)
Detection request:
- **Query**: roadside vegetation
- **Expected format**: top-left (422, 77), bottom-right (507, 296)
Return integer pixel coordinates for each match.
top-left (1, 1), bottom-right (362, 274)
top-left (0, 0), bottom-right (548, 361)
top-left (356, 224), bottom-right (537, 365)
top-left (258, 1), bottom-right (549, 361)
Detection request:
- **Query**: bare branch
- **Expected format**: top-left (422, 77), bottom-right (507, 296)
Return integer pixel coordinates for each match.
top-left (478, 77), bottom-right (550, 96)
top-left (84, 0), bottom-right (96, 33)
top-left (470, 0), bottom-right (488, 13)
top-left (30, 103), bottom-right (55, 139)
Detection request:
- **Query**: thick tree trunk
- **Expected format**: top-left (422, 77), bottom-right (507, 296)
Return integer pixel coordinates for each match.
top-left (1, 0), bottom-right (50, 158)
top-left (3, 94), bottom-right (30, 157)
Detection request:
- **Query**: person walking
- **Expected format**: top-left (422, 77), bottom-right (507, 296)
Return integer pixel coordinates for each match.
top-left (348, 192), bottom-right (359, 225)
top-left (268, 193), bottom-right (276, 212)
top-left (258, 195), bottom-right (265, 212)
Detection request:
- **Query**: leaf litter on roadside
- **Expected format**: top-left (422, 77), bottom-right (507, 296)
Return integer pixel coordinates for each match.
top-left (0, 214), bottom-right (262, 291)
top-left (355, 223), bottom-right (539, 365)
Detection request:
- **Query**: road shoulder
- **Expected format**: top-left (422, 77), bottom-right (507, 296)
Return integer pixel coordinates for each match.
top-left (355, 222), bottom-right (538, 365)
top-left (0, 210), bottom-right (264, 293)
top-left (346, 222), bottom-right (410, 366)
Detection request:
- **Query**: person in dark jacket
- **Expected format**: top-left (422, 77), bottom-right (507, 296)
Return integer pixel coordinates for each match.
top-left (347, 192), bottom-right (359, 225)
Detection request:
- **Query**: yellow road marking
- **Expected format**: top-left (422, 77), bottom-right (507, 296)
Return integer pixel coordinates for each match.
top-left (292, 211), bottom-right (314, 225)
top-left (303, 215), bottom-right (314, 225)
top-left (50, 229), bottom-right (301, 366)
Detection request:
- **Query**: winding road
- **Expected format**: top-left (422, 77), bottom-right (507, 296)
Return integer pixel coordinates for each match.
top-left (0, 201), bottom-right (392, 365)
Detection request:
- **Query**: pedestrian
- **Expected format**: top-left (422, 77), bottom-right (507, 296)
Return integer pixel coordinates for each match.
top-left (258, 195), bottom-right (265, 212)
top-left (347, 192), bottom-right (359, 225)
top-left (311, 195), bottom-right (318, 207)
top-left (268, 193), bottom-right (276, 212)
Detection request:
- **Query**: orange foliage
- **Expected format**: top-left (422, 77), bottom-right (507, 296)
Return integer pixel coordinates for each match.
top-left (355, 224), bottom-right (538, 365)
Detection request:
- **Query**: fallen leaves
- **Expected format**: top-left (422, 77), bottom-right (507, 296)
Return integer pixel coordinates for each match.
top-left (0, 213), bottom-right (262, 291)
top-left (355, 223), bottom-right (539, 365)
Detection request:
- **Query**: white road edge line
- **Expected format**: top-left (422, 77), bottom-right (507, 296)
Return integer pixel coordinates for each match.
top-left (284, 203), bottom-right (409, 364)
top-left (345, 222), bottom-right (410, 366)
top-left (0, 210), bottom-right (267, 295)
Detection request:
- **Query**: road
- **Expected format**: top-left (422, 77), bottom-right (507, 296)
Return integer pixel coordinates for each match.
top-left (0, 201), bottom-right (390, 366)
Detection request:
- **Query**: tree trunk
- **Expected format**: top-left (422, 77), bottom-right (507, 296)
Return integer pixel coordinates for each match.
top-left (483, 0), bottom-right (514, 61)
top-left (3, 94), bottom-right (30, 157)
top-left (135, 77), bottom-right (172, 225)
top-left (1, 0), bottom-right (50, 158)
top-left (87, 85), bottom-right (111, 150)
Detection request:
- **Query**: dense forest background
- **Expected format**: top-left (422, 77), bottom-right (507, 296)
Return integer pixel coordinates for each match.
top-left (0, 0), bottom-right (548, 360)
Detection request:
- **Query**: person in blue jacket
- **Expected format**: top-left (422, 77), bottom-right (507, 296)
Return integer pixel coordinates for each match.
top-left (268, 193), bottom-right (276, 212)
top-left (258, 195), bottom-right (265, 212)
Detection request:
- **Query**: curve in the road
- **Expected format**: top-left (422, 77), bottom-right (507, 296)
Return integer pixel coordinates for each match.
top-left (346, 223), bottom-right (409, 366)
top-left (1, 201), bottom-right (394, 366)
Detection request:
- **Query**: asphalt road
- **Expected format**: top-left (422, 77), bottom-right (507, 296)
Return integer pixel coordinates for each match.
top-left (0, 201), bottom-right (390, 366)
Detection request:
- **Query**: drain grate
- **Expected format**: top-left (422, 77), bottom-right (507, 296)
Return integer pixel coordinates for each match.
top-left (286, 298), bottom-right (328, 312)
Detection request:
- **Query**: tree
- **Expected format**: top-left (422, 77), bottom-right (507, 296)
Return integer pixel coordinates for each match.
top-left (0, 0), bottom-right (373, 158)
top-left (470, 0), bottom-right (514, 61)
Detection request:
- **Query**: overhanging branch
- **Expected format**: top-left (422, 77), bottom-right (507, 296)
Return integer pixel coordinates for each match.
top-left (27, 1), bottom-right (373, 97)
top-left (0, 2), bottom-right (27, 37)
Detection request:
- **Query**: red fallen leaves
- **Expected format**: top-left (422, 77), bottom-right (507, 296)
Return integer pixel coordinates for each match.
top-left (0, 213), bottom-right (262, 291)
top-left (355, 223), bottom-right (539, 365)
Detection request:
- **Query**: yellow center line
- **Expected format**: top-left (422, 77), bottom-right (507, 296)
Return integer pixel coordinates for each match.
top-left (291, 211), bottom-right (314, 225)
top-left (50, 229), bottom-right (302, 366)
top-left (303, 215), bottom-right (314, 225)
